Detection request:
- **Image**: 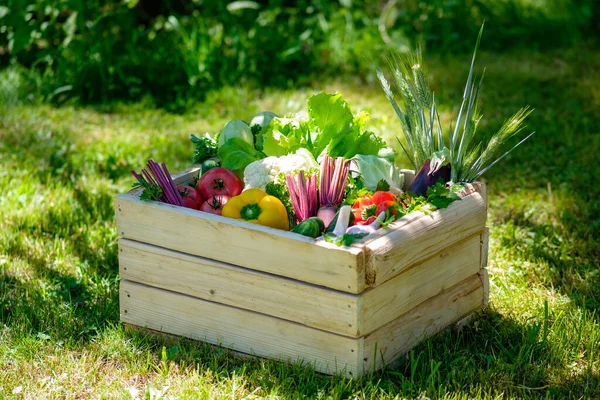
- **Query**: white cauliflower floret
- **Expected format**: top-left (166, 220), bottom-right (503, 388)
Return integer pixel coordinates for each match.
top-left (244, 148), bottom-right (319, 190)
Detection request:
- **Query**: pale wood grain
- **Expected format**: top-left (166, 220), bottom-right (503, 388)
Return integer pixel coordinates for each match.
top-left (115, 194), bottom-right (366, 293)
top-left (360, 234), bottom-right (482, 335)
top-left (481, 227), bottom-right (490, 269)
top-left (364, 192), bottom-right (487, 287)
top-left (358, 182), bottom-right (486, 252)
top-left (120, 280), bottom-right (362, 377)
top-left (363, 274), bottom-right (484, 372)
top-left (478, 268), bottom-right (489, 308)
top-left (119, 239), bottom-right (361, 337)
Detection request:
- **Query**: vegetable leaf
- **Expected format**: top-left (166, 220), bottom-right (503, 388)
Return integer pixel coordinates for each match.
top-left (132, 177), bottom-right (163, 202)
top-left (352, 155), bottom-right (404, 191)
top-left (323, 232), bottom-right (368, 247)
top-left (218, 138), bottom-right (265, 171)
top-left (308, 92), bottom-right (354, 157)
top-left (343, 175), bottom-right (371, 205)
top-left (190, 133), bottom-right (218, 164)
top-left (425, 181), bottom-right (461, 209)
top-left (261, 117), bottom-right (308, 157)
top-left (265, 181), bottom-right (297, 229)
top-left (376, 179), bottom-right (390, 192)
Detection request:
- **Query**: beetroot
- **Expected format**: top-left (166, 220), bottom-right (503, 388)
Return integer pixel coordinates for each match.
top-left (409, 160), bottom-right (451, 196)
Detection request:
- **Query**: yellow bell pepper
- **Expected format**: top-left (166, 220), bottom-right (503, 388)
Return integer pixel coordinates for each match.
top-left (222, 188), bottom-right (289, 230)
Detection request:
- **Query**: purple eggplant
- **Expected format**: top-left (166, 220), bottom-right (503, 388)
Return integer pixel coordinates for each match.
top-left (409, 160), bottom-right (451, 196)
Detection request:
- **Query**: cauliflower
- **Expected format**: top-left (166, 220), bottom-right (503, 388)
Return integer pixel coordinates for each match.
top-left (244, 148), bottom-right (319, 190)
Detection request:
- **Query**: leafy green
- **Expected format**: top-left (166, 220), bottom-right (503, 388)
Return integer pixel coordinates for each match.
top-left (375, 179), bottom-right (390, 192)
top-left (190, 133), bottom-right (218, 164)
top-left (218, 138), bottom-right (265, 171)
top-left (261, 117), bottom-right (307, 157)
top-left (323, 232), bottom-right (368, 247)
top-left (343, 175), bottom-right (371, 205)
top-left (258, 92), bottom-right (385, 160)
top-left (132, 177), bottom-right (162, 202)
top-left (265, 181), bottom-right (296, 229)
top-left (352, 154), bottom-right (404, 191)
top-left (425, 181), bottom-right (461, 209)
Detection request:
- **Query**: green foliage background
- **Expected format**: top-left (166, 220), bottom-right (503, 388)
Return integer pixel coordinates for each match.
top-left (1, 1), bottom-right (600, 398)
top-left (1, 0), bottom-right (597, 109)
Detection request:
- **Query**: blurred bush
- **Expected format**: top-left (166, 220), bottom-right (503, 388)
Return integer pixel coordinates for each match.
top-left (0, 0), bottom-right (596, 108)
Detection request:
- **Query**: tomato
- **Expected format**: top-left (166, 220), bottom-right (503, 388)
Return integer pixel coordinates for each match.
top-left (197, 167), bottom-right (243, 200)
top-left (376, 200), bottom-right (398, 219)
top-left (372, 191), bottom-right (396, 205)
top-left (352, 192), bottom-right (399, 224)
top-left (200, 195), bottom-right (230, 216)
top-left (180, 195), bottom-right (200, 209)
top-left (177, 184), bottom-right (202, 202)
top-left (352, 194), bottom-right (375, 224)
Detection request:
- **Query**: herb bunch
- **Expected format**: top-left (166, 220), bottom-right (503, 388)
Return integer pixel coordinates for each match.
top-left (377, 23), bottom-right (534, 183)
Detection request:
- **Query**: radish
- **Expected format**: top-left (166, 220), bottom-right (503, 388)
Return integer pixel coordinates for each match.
top-left (345, 212), bottom-right (386, 235)
top-left (286, 170), bottom-right (318, 224)
top-left (318, 155), bottom-right (350, 228)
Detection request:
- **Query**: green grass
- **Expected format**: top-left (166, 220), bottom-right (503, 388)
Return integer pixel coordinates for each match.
top-left (1, 45), bottom-right (599, 399)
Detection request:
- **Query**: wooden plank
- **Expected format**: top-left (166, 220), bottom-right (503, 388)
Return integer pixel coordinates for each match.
top-left (362, 274), bottom-right (484, 372)
top-left (358, 182), bottom-right (486, 251)
top-left (119, 239), bottom-right (361, 337)
top-left (481, 227), bottom-right (489, 269)
top-left (115, 194), bottom-right (366, 294)
top-left (364, 192), bottom-right (487, 287)
top-left (360, 234), bottom-right (481, 335)
top-left (478, 268), bottom-right (489, 308)
top-left (120, 280), bottom-right (362, 377)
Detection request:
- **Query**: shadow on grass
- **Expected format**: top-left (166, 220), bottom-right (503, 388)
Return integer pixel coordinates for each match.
top-left (118, 308), bottom-right (598, 398)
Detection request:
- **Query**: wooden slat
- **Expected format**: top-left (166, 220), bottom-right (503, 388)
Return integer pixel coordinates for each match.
top-left (359, 234), bottom-right (481, 335)
top-left (359, 182), bottom-right (486, 252)
top-left (363, 273), bottom-right (484, 372)
top-left (364, 192), bottom-right (487, 287)
top-left (481, 227), bottom-right (490, 269)
top-left (478, 268), bottom-right (489, 308)
top-left (119, 239), bottom-right (361, 337)
top-left (120, 280), bottom-right (362, 377)
top-left (115, 194), bottom-right (366, 294)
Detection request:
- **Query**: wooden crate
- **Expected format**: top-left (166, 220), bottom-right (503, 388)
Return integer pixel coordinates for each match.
top-left (116, 166), bottom-right (489, 377)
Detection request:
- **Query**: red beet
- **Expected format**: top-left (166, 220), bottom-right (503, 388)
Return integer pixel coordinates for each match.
top-left (409, 160), bottom-right (451, 196)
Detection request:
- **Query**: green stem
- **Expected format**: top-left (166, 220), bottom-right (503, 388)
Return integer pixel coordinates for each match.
top-left (240, 203), bottom-right (262, 220)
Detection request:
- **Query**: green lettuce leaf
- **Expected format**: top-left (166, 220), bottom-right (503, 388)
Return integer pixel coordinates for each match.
top-left (218, 138), bottom-right (265, 171)
top-left (261, 117), bottom-right (308, 157)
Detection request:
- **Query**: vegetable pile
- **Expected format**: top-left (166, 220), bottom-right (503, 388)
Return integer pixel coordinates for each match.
top-left (131, 31), bottom-right (532, 246)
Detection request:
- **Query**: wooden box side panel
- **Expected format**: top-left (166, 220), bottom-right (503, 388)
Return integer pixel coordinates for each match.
top-left (360, 234), bottom-right (482, 335)
top-left (365, 192), bottom-right (487, 287)
top-left (120, 280), bottom-right (362, 377)
top-left (115, 194), bottom-right (366, 294)
top-left (119, 239), bottom-right (361, 337)
top-left (362, 273), bottom-right (484, 373)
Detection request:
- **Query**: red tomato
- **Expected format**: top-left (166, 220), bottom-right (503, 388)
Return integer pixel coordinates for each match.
top-left (376, 200), bottom-right (398, 220)
top-left (352, 194), bottom-right (375, 224)
top-left (199, 195), bottom-right (230, 216)
top-left (177, 184), bottom-right (202, 202)
top-left (197, 167), bottom-right (243, 200)
top-left (372, 191), bottom-right (396, 205)
top-left (180, 195), bottom-right (200, 210)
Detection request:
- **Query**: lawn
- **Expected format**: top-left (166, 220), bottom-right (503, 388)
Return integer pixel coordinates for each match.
top-left (1, 46), bottom-right (599, 399)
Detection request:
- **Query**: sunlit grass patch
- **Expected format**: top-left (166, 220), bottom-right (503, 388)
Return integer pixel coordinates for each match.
top-left (1, 46), bottom-right (599, 398)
